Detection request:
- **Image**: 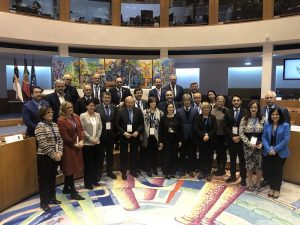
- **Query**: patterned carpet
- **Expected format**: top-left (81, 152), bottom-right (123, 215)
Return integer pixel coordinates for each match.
top-left (1, 172), bottom-right (300, 225)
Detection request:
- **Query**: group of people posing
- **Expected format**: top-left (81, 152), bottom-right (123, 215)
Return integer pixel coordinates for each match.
top-left (22, 73), bottom-right (291, 212)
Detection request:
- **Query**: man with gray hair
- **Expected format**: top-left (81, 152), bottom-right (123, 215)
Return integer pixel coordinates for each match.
top-left (75, 84), bottom-right (93, 115)
top-left (63, 74), bottom-right (79, 106)
top-left (45, 79), bottom-right (72, 122)
top-left (163, 75), bottom-right (184, 102)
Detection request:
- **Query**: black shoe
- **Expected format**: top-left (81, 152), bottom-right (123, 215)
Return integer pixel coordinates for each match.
top-left (170, 174), bottom-right (175, 178)
top-left (212, 170), bottom-right (220, 176)
top-left (226, 176), bottom-right (237, 183)
top-left (261, 180), bottom-right (269, 187)
top-left (50, 199), bottom-right (62, 205)
top-left (71, 193), bottom-right (85, 201)
top-left (153, 169), bottom-right (158, 176)
top-left (62, 187), bottom-right (71, 194)
top-left (147, 171), bottom-right (152, 177)
top-left (131, 172), bottom-right (138, 178)
top-left (122, 174), bottom-right (127, 180)
top-left (85, 185), bottom-right (93, 190)
top-left (93, 182), bottom-right (101, 187)
top-left (107, 172), bottom-right (117, 180)
top-left (41, 204), bottom-right (51, 212)
top-left (241, 179), bottom-right (247, 186)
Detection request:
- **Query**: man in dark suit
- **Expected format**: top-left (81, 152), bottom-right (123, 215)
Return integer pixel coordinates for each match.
top-left (22, 86), bottom-right (49, 137)
top-left (261, 90), bottom-right (291, 187)
top-left (192, 92), bottom-right (202, 114)
top-left (45, 79), bottom-right (72, 122)
top-left (189, 82), bottom-right (199, 101)
top-left (91, 73), bottom-right (106, 105)
top-left (176, 94), bottom-right (198, 177)
top-left (95, 91), bottom-right (117, 180)
top-left (116, 96), bottom-right (144, 180)
top-left (163, 74), bottom-right (184, 102)
top-left (75, 84), bottom-right (92, 115)
top-left (109, 76), bottom-right (132, 107)
top-left (63, 74), bottom-right (79, 106)
top-left (148, 77), bottom-right (166, 103)
top-left (158, 90), bottom-right (182, 114)
top-left (224, 95), bottom-right (248, 186)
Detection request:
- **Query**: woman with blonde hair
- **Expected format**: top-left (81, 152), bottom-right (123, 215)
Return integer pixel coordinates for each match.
top-left (57, 101), bottom-right (85, 200)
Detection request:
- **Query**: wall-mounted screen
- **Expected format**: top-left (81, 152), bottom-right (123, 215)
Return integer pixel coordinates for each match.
top-left (283, 59), bottom-right (300, 80)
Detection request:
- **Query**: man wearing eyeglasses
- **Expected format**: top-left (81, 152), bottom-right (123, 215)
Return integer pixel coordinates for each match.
top-left (224, 95), bottom-right (248, 186)
top-left (63, 74), bottom-right (79, 106)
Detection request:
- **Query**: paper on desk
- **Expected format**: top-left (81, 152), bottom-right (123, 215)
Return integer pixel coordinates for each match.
top-left (291, 125), bottom-right (300, 132)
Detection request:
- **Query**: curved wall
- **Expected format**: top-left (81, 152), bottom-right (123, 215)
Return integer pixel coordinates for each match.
top-left (1, 12), bottom-right (300, 50)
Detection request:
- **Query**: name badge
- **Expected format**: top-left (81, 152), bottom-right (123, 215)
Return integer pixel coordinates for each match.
top-left (55, 143), bottom-right (59, 152)
top-left (232, 127), bottom-right (238, 135)
top-left (106, 122), bottom-right (111, 130)
top-left (150, 128), bottom-right (155, 135)
top-left (127, 124), bottom-right (132, 132)
top-left (168, 127), bottom-right (175, 133)
top-left (250, 137), bottom-right (257, 145)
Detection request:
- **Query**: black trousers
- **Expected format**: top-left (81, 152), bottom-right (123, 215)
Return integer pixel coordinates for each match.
top-left (266, 154), bottom-right (286, 191)
top-left (163, 133), bottom-right (178, 175)
top-left (82, 144), bottom-right (100, 186)
top-left (147, 135), bottom-right (158, 171)
top-left (37, 154), bottom-right (58, 206)
top-left (99, 138), bottom-right (115, 173)
top-left (64, 175), bottom-right (76, 194)
top-left (215, 135), bottom-right (227, 172)
top-left (199, 142), bottom-right (214, 175)
top-left (228, 140), bottom-right (246, 180)
top-left (120, 136), bottom-right (140, 174)
top-left (262, 155), bottom-right (269, 183)
top-left (180, 140), bottom-right (196, 173)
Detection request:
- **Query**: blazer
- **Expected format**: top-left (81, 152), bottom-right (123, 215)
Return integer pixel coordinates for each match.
top-left (22, 99), bottom-right (49, 136)
top-left (116, 107), bottom-right (144, 136)
top-left (91, 84), bottom-right (106, 104)
top-left (224, 107), bottom-right (248, 140)
top-left (157, 101), bottom-right (182, 115)
top-left (45, 92), bottom-right (72, 122)
top-left (176, 107), bottom-right (198, 141)
top-left (135, 99), bottom-right (148, 111)
top-left (80, 112), bottom-right (102, 146)
top-left (163, 83), bottom-right (184, 102)
top-left (262, 122), bottom-right (290, 158)
top-left (194, 114), bottom-right (217, 146)
top-left (109, 86), bottom-right (132, 106)
top-left (262, 104), bottom-right (290, 125)
top-left (64, 85), bottom-right (79, 106)
top-left (95, 103), bottom-right (118, 142)
top-left (75, 96), bottom-right (98, 115)
top-left (148, 88), bottom-right (166, 103)
top-left (159, 114), bottom-right (182, 144)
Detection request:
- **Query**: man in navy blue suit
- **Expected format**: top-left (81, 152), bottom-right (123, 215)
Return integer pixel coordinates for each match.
top-left (148, 77), bottom-right (166, 103)
top-left (22, 86), bottom-right (49, 137)
top-left (163, 75), bottom-right (184, 103)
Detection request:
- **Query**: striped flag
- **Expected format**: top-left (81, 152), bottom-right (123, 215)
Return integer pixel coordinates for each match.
top-left (13, 58), bottom-right (23, 102)
top-left (30, 58), bottom-right (37, 88)
top-left (22, 57), bottom-right (31, 98)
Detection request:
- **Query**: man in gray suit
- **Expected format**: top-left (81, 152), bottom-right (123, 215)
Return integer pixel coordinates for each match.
top-left (95, 92), bottom-right (118, 180)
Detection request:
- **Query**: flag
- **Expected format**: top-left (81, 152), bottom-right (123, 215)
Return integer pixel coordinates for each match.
top-left (22, 57), bottom-right (31, 98)
top-left (13, 58), bottom-right (23, 102)
top-left (30, 58), bottom-right (37, 88)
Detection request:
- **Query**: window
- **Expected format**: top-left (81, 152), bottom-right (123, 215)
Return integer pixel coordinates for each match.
top-left (169, 0), bottom-right (209, 26)
top-left (121, 0), bottom-right (160, 27)
top-left (10, 0), bottom-right (59, 19)
top-left (70, 0), bottom-right (112, 24)
top-left (274, 0), bottom-right (300, 17)
top-left (219, 0), bottom-right (262, 23)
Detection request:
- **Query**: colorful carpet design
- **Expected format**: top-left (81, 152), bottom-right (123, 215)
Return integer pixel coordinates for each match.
top-left (1, 174), bottom-right (300, 225)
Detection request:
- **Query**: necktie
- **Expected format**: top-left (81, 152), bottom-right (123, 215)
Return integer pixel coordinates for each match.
top-left (128, 109), bottom-right (133, 124)
top-left (117, 89), bottom-right (122, 102)
top-left (234, 109), bottom-right (239, 122)
top-left (137, 101), bottom-right (141, 109)
top-left (105, 106), bottom-right (110, 120)
top-left (266, 107), bottom-right (270, 120)
top-left (95, 85), bottom-right (99, 99)
top-left (171, 86), bottom-right (175, 98)
top-left (37, 102), bottom-right (41, 109)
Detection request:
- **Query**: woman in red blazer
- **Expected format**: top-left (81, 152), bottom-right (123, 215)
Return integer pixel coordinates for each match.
top-left (57, 101), bottom-right (85, 200)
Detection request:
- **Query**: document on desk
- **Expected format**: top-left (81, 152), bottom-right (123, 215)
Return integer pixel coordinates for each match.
top-left (291, 125), bottom-right (300, 132)
top-left (4, 134), bottom-right (23, 143)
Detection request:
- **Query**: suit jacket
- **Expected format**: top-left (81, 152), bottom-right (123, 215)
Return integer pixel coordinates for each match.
top-left (75, 96), bottom-right (98, 115)
top-left (64, 85), bottom-right (79, 106)
top-left (91, 84), bottom-right (106, 104)
top-left (262, 122), bottom-right (290, 158)
top-left (109, 86), bottom-right (132, 106)
top-left (80, 112), bottom-right (102, 146)
top-left (148, 88), bottom-right (166, 103)
top-left (116, 107), bottom-right (144, 136)
top-left (135, 99), bottom-right (148, 111)
top-left (223, 107), bottom-right (248, 140)
top-left (163, 83), bottom-right (184, 102)
top-left (45, 92), bottom-right (72, 122)
top-left (22, 99), bottom-right (49, 136)
top-left (176, 107), bottom-right (198, 141)
top-left (95, 103), bottom-right (118, 142)
top-left (262, 104), bottom-right (290, 125)
top-left (157, 101), bottom-right (182, 114)
top-left (194, 114), bottom-right (217, 146)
